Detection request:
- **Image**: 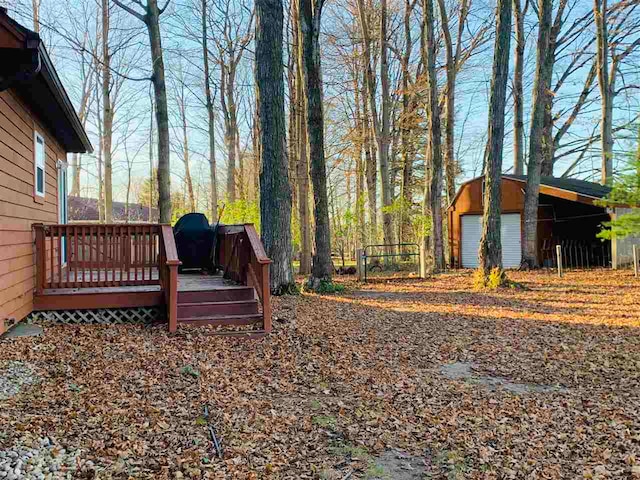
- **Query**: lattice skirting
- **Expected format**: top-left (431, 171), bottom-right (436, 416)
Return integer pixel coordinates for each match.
top-left (27, 307), bottom-right (165, 325)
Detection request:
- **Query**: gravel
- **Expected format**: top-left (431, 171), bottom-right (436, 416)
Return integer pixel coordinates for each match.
top-left (0, 361), bottom-right (39, 400)
top-left (0, 438), bottom-right (82, 479)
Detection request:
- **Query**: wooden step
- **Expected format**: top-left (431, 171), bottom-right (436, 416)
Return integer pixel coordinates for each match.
top-left (177, 314), bottom-right (263, 327)
top-left (175, 329), bottom-right (267, 339)
top-left (178, 287), bottom-right (255, 304)
top-left (177, 299), bottom-right (259, 318)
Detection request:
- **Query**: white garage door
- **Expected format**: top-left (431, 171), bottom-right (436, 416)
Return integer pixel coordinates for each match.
top-left (461, 214), bottom-right (522, 268)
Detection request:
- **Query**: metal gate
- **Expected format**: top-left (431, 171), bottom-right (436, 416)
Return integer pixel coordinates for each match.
top-left (359, 243), bottom-right (420, 282)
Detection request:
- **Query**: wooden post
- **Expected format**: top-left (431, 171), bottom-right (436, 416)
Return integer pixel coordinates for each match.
top-left (420, 237), bottom-right (427, 279)
top-left (556, 245), bottom-right (563, 278)
top-left (633, 244), bottom-right (639, 278)
top-left (356, 249), bottom-right (362, 281)
top-left (167, 263), bottom-right (179, 333)
top-left (262, 263), bottom-right (272, 333)
top-left (34, 224), bottom-right (45, 295)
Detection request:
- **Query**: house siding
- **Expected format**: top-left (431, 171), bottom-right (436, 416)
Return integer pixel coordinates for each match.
top-left (0, 88), bottom-right (65, 333)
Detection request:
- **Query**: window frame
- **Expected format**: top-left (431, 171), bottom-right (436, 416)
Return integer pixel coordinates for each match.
top-left (34, 130), bottom-right (46, 198)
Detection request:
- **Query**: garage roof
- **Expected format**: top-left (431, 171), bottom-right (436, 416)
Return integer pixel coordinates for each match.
top-left (504, 175), bottom-right (611, 199)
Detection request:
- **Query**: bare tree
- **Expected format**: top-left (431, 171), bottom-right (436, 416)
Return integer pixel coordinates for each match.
top-left (211, 0), bottom-right (253, 202)
top-left (113, 0), bottom-right (172, 223)
top-left (355, 0), bottom-right (393, 249)
top-left (201, 0), bottom-right (218, 221)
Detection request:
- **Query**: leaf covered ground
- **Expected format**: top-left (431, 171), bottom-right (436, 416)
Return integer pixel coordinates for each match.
top-left (1, 270), bottom-right (640, 479)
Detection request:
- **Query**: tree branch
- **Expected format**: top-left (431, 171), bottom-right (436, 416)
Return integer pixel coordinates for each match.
top-left (112, 0), bottom-right (146, 23)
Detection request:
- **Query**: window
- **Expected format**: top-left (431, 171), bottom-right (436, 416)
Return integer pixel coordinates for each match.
top-left (34, 132), bottom-right (45, 197)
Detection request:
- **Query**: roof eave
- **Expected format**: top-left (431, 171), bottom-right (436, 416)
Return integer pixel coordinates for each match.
top-left (38, 43), bottom-right (93, 153)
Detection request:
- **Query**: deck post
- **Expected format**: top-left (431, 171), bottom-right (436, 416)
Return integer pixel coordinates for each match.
top-left (34, 224), bottom-right (46, 294)
top-left (167, 263), bottom-right (179, 333)
top-left (262, 263), bottom-right (271, 333)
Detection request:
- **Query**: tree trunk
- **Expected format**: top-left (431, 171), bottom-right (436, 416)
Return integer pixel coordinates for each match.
top-left (356, 0), bottom-right (390, 247)
top-left (295, 1), bottom-right (312, 275)
top-left (478, 0), bottom-right (512, 275)
top-left (378, 0), bottom-right (393, 249)
top-left (32, 0), bottom-right (40, 32)
top-left (362, 74), bottom-right (377, 244)
top-left (70, 67), bottom-right (92, 197)
top-left (102, 0), bottom-right (113, 223)
top-left (353, 61), bottom-right (367, 249)
top-left (437, 0), bottom-right (457, 205)
top-left (512, 0), bottom-right (526, 175)
top-left (202, 0), bottom-right (218, 222)
top-left (594, 0), bottom-right (613, 185)
top-left (300, 0), bottom-right (332, 283)
top-left (540, 0), bottom-right (568, 176)
top-left (522, 0), bottom-right (552, 268)
top-left (422, 0), bottom-right (444, 271)
top-left (148, 92), bottom-right (154, 221)
top-left (256, 0), bottom-right (295, 291)
top-left (179, 88), bottom-right (195, 212)
top-left (399, 0), bottom-right (418, 243)
top-left (144, 0), bottom-right (172, 223)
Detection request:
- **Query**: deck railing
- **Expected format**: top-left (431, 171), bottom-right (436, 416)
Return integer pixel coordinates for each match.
top-left (158, 225), bottom-right (180, 332)
top-left (218, 224), bottom-right (272, 332)
top-left (34, 224), bottom-right (164, 292)
top-left (33, 223), bottom-right (181, 330)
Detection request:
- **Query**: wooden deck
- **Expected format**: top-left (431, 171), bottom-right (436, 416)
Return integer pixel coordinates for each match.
top-left (34, 272), bottom-right (245, 309)
top-left (33, 223), bottom-right (272, 334)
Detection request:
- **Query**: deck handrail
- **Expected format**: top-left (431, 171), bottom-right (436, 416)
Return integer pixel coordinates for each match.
top-left (218, 224), bottom-right (272, 332)
top-left (33, 223), bottom-right (162, 293)
top-left (159, 225), bottom-right (181, 332)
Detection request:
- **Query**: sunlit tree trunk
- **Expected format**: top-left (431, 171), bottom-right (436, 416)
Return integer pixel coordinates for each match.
top-left (512, 0), bottom-right (527, 176)
top-left (422, 0), bottom-right (444, 271)
top-left (300, 0), bottom-right (332, 284)
top-left (292, 0), bottom-right (312, 275)
top-left (522, 0), bottom-right (552, 268)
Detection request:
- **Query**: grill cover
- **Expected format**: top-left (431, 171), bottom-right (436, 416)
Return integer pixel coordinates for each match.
top-left (173, 213), bottom-right (218, 270)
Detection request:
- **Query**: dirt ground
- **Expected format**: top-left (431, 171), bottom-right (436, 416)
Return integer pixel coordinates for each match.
top-left (1, 270), bottom-right (640, 479)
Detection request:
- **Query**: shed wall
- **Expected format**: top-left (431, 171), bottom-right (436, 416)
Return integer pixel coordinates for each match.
top-left (612, 208), bottom-right (640, 269)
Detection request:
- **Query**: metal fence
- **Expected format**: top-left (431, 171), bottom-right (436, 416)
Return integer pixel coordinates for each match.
top-left (358, 243), bottom-right (421, 281)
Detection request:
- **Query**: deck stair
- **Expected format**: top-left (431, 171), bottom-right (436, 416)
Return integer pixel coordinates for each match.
top-left (175, 284), bottom-right (265, 333)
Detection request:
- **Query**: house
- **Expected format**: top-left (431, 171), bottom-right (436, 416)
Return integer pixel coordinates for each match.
top-left (447, 175), bottom-right (639, 269)
top-left (0, 8), bottom-right (91, 332)
top-left (68, 196), bottom-right (158, 223)
top-left (0, 9), bottom-right (271, 337)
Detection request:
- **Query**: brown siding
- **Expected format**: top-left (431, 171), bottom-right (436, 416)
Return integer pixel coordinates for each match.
top-left (0, 89), bottom-right (65, 333)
